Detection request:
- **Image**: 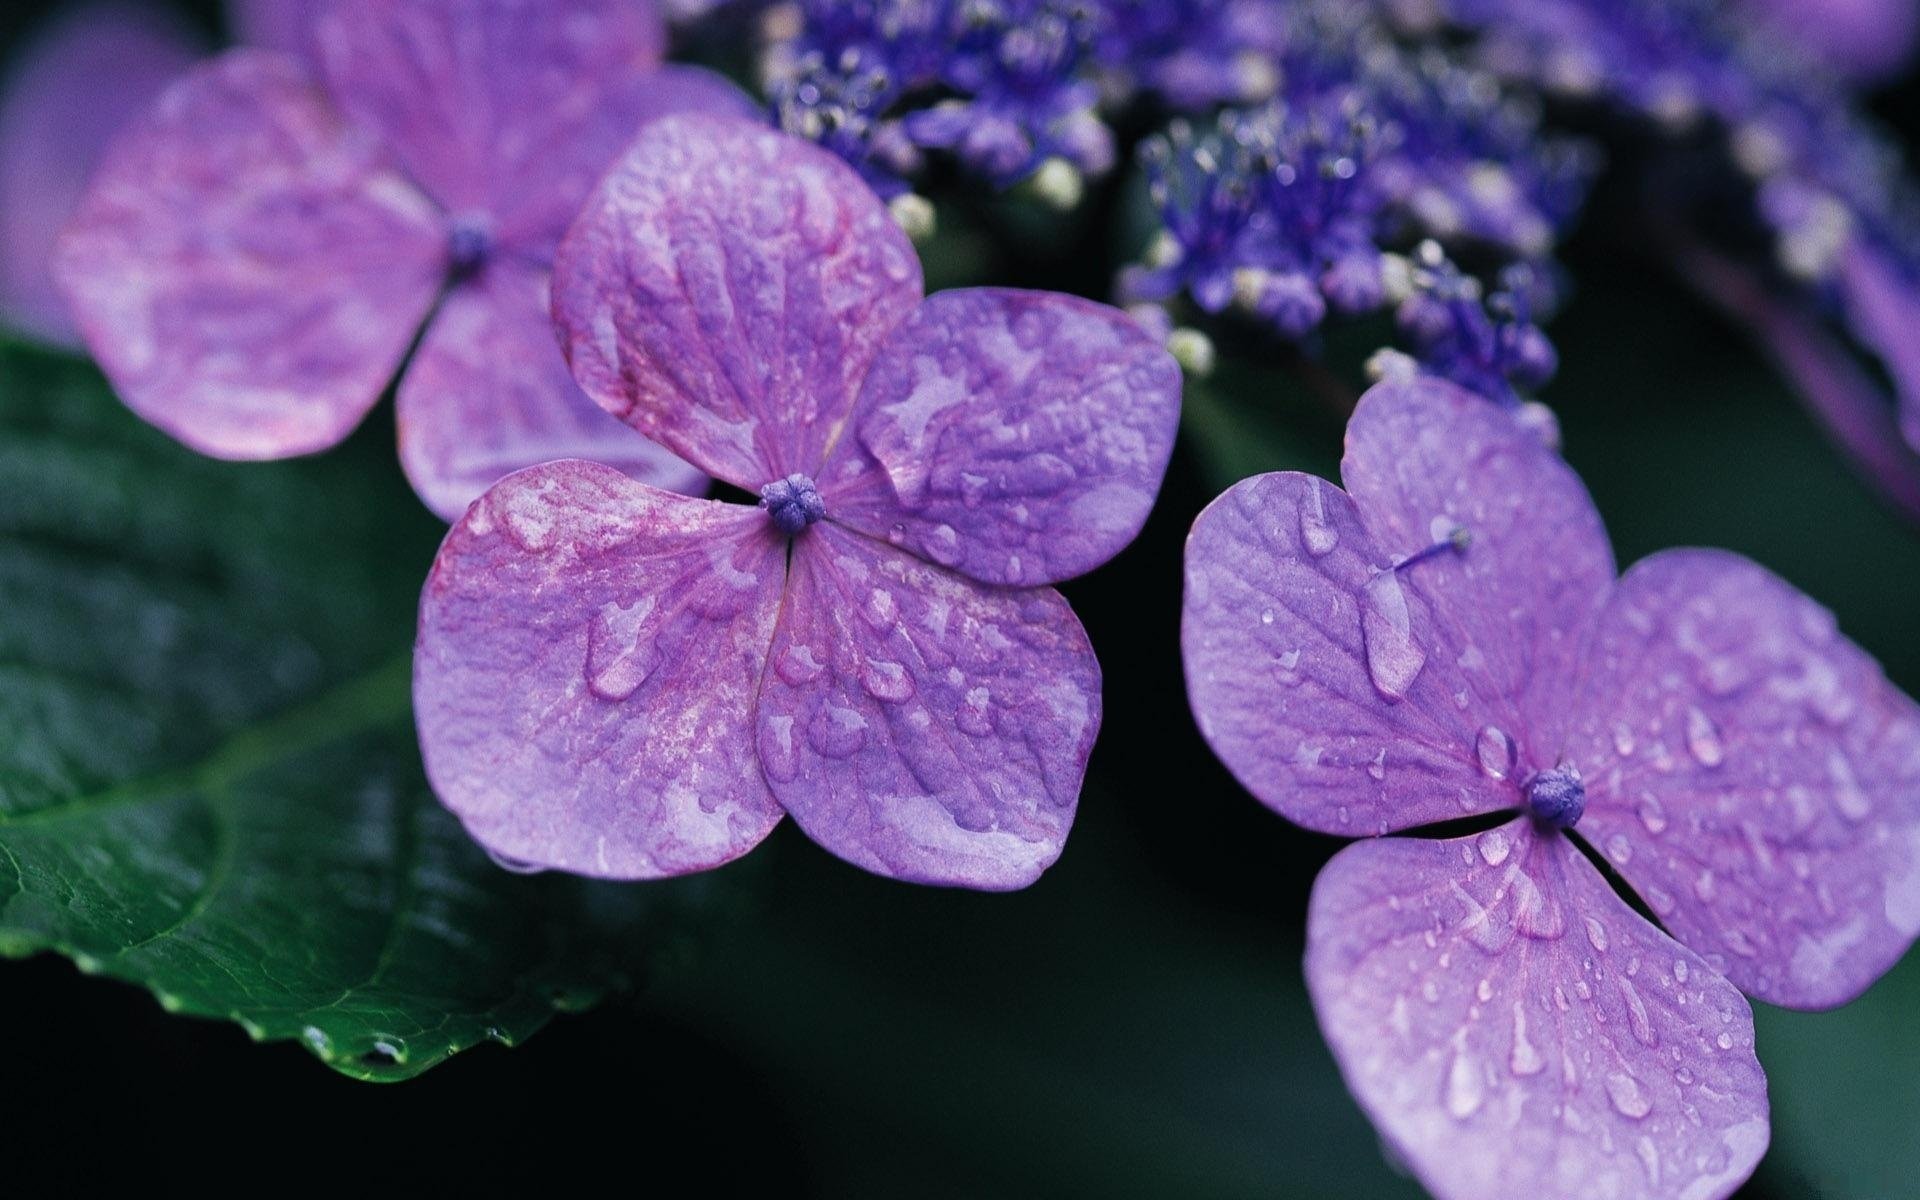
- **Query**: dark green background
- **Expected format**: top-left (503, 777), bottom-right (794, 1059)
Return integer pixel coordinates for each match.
top-left (3, 2), bottom-right (1917, 1194)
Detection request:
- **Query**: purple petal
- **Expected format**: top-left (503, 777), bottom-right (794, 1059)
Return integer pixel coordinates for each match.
top-left (552, 115), bottom-right (925, 488)
top-left (819, 288), bottom-right (1183, 586)
top-left (0, 3), bottom-right (200, 347)
top-left (415, 460), bottom-right (787, 878)
top-left (55, 49), bottom-right (445, 459)
top-left (756, 523), bottom-right (1100, 890)
top-left (313, 0), bottom-right (665, 243)
top-left (1182, 471), bottom-right (1517, 835)
top-left (1307, 819), bottom-right (1770, 1200)
top-left (1742, 0), bottom-right (1920, 80)
top-left (1341, 376), bottom-right (1616, 755)
top-left (1565, 549), bottom-right (1920, 1009)
top-left (1839, 242), bottom-right (1920, 457)
top-left (228, 0), bottom-right (315, 61)
top-left (398, 261), bottom-right (704, 522)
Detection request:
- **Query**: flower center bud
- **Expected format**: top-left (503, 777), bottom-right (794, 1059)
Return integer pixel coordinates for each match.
top-left (760, 473), bottom-right (826, 535)
top-left (1525, 764), bottom-right (1585, 829)
top-left (447, 211), bottom-right (495, 274)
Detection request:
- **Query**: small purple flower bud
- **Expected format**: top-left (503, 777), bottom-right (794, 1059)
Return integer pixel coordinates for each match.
top-left (1321, 252), bottom-right (1386, 315)
top-left (1524, 764), bottom-right (1585, 829)
top-left (760, 472), bottom-right (827, 535)
top-left (1247, 269), bottom-right (1327, 337)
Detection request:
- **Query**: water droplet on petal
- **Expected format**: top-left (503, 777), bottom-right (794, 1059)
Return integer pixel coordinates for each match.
top-left (1673, 1065), bottom-right (1695, 1086)
top-left (956, 687), bottom-right (993, 736)
top-left (1444, 1046), bottom-right (1485, 1119)
top-left (1476, 978), bottom-right (1494, 1002)
top-left (1673, 959), bottom-right (1689, 983)
top-left (1827, 749), bottom-right (1872, 821)
top-left (1637, 795), bottom-right (1668, 835)
top-left (808, 704), bottom-right (868, 758)
top-left (1605, 1072), bottom-right (1653, 1119)
top-left (1618, 977), bottom-right (1657, 1047)
top-left (1474, 725), bottom-right (1515, 780)
top-left (1611, 722), bottom-right (1637, 757)
top-left (1605, 833), bottom-right (1633, 864)
top-left (1366, 748), bottom-right (1387, 781)
top-left (1476, 827), bottom-right (1511, 866)
top-left (1715, 1031), bottom-right (1734, 1051)
top-left (1361, 572), bottom-right (1426, 701)
top-left (776, 643), bottom-right (827, 686)
top-left (1275, 647), bottom-right (1303, 686)
top-left (923, 524), bottom-right (963, 566)
top-left (585, 597), bottom-right (659, 701)
top-left (1260, 608), bottom-right (1274, 625)
top-left (1685, 706), bottom-right (1725, 768)
top-left (1508, 1001), bottom-right (1545, 1075)
top-left (487, 849), bottom-right (547, 875)
top-left (864, 588), bottom-right (899, 628)
top-left (1584, 916), bottom-right (1610, 953)
top-left (1300, 479), bottom-right (1339, 556)
top-left (860, 660), bottom-right (914, 703)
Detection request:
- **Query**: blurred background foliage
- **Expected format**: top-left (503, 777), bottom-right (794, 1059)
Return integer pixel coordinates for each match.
top-left (2, 1), bottom-right (1917, 1196)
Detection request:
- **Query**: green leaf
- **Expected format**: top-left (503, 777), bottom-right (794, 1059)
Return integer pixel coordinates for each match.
top-left (0, 338), bottom-right (723, 1081)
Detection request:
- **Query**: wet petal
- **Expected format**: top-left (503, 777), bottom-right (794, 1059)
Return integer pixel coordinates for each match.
top-left (1182, 471), bottom-right (1518, 835)
top-left (313, 0), bottom-right (665, 229)
top-left (1566, 549), bottom-right (1920, 1008)
top-left (55, 49), bottom-right (445, 458)
top-left (0, 3), bottom-right (200, 346)
top-left (398, 261), bottom-right (703, 522)
top-left (820, 288), bottom-right (1182, 586)
top-left (756, 523), bottom-right (1099, 890)
top-left (1307, 819), bottom-right (1769, 1200)
top-left (552, 115), bottom-right (924, 488)
top-left (416, 461), bottom-right (787, 878)
top-left (1341, 376), bottom-right (1617, 757)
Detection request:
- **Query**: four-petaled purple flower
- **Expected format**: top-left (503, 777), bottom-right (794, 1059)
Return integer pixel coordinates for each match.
top-left (52, 0), bottom-right (757, 521)
top-left (413, 115), bottom-right (1182, 889)
top-left (1183, 377), bottom-right (1920, 1199)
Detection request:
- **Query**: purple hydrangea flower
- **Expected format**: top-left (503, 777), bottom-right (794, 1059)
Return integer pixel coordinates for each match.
top-left (1741, 0), bottom-right (1918, 82)
top-left (52, 0), bottom-right (755, 521)
top-left (414, 115), bottom-right (1182, 889)
top-left (1183, 377), bottom-right (1920, 1198)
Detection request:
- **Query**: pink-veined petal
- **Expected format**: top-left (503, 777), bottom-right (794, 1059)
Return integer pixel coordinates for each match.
top-left (1341, 376), bottom-right (1617, 759)
top-left (1565, 548), bottom-right (1920, 1009)
top-left (312, 0), bottom-right (665, 226)
top-left (54, 49), bottom-right (445, 459)
top-left (1182, 471), bottom-right (1518, 835)
top-left (819, 288), bottom-right (1182, 586)
top-left (1307, 819), bottom-right (1770, 1200)
top-left (756, 523), bottom-right (1100, 890)
top-left (415, 461), bottom-right (786, 878)
top-left (552, 115), bottom-right (924, 488)
top-left (0, 3), bottom-right (201, 346)
top-left (398, 261), bottom-right (703, 522)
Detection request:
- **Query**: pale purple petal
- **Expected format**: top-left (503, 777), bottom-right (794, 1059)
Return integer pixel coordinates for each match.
top-left (1182, 471), bottom-right (1516, 835)
top-left (1742, 0), bottom-right (1920, 80)
top-left (756, 523), bottom-right (1100, 890)
top-left (552, 115), bottom-right (925, 488)
top-left (313, 0), bottom-right (665, 237)
top-left (818, 288), bottom-right (1182, 586)
top-left (0, 3), bottom-right (200, 346)
top-left (1565, 549), bottom-right (1920, 1009)
top-left (398, 261), bottom-right (703, 521)
top-left (228, 0), bottom-right (315, 61)
top-left (1306, 819), bottom-right (1770, 1200)
top-left (1341, 376), bottom-right (1616, 757)
top-left (54, 49), bottom-right (445, 459)
top-left (415, 461), bottom-right (787, 878)
top-left (1839, 242), bottom-right (1920, 456)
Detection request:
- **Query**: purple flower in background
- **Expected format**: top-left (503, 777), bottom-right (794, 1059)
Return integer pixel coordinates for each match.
top-left (1183, 379), bottom-right (1920, 1198)
top-left (414, 115), bottom-right (1182, 888)
top-left (0, 0), bottom-right (307, 346)
top-left (53, 0), bottom-right (755, 521)
top-left (1741, 0), bottom-right (1919, 81)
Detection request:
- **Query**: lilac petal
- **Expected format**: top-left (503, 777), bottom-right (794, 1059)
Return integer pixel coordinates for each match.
top-left (756, 523), bottom-right (1100, 890)
top-left (552, 115), bottom-right (925, 489)
top-left (55, 49), bottom-right (445, 459)
top-left (1839, 242), bottom-right (1920, 457)
top-left (1342, 376), bottom-right (1616, 756)
top-left (1565, 549), bottom-right (1920, 1009)
top-left (228, 0), bottom-right (315, 61)
top-left (313, 0), bottom-right (665, 240)
top-left (415, 460), bottom-right (787, 878)
top-left (1744, 0), bottom-right (1920, 80)
top-left (398, 261), bottom-right (703, 522)
top-left (819, 288), bottom-right (1183, 586)
top-left (1307, 818), bottom-right (1770, 1200)
top-left (0, 3), bottom-right (200, 347)
top-left (1182, 471), bottom-right (1516, 835)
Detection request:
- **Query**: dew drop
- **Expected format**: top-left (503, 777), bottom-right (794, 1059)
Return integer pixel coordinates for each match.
top-left (1275, 647), bottom-right (1303, 686)
top-left (1361, 572), bottom-right (1426, 701)
top-left (1508, 1002), bottom-right (1545, 1076)
top-left (1618, 977), bottom-right (1658, 1047)
top-left (1300, 479), bottom-right (1339, 556)
top-left (956, 687), bottom-right (993, 736)
top-left (1367, 748), bottom-right (1387, 781)
top-left (1715, 1032), bottom-right (1734, 1051)
top-left (1611, 722), bottom-right (1637, 757)
top-left (860, 660), bottom-right (914, 703)
top-left (808, 704), bottom-right (868, 758)
top-left (1826, 749), bottom-right (1872, 821)
top-left (1673, 959), bottom-right (1689, 983)
top-left (864, 587), bottom-right (899, 628)
top-left (1637, 795), bottom-right (1669, 835)
top-left (1476, 978), bottom-right (1494, 1002)
top-left (1605, 833), bottom-right (1633, 865)
top-left (1685, 706), bottom-right (1725, 768)
top-left (923, 523), bottom-right (963, 566)
top-left (585, 597), bottom-right (659, 701)
top-left (302, 1026), bottom-right (332, 1055)
top-left (1475, 827), bottom-right (1511, 866)
top-left (1444, 1046), bottom-right (1485, 1119)
top-left (1584, 916), bottom-right (1610, 953)
top-left (776, 643), bottom-right (827, 686)
top-left (1636, 1136), bottom-right (1663, 1187)
top-left (1692, 869), bottom-right (1717, 902)
top-left (1260, 608), bottom-right (1274, 625)
top-left (1474, 725), bottom-right (1515, 780)
top-left (1605, 1072), bottom-right (1653, 1120)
